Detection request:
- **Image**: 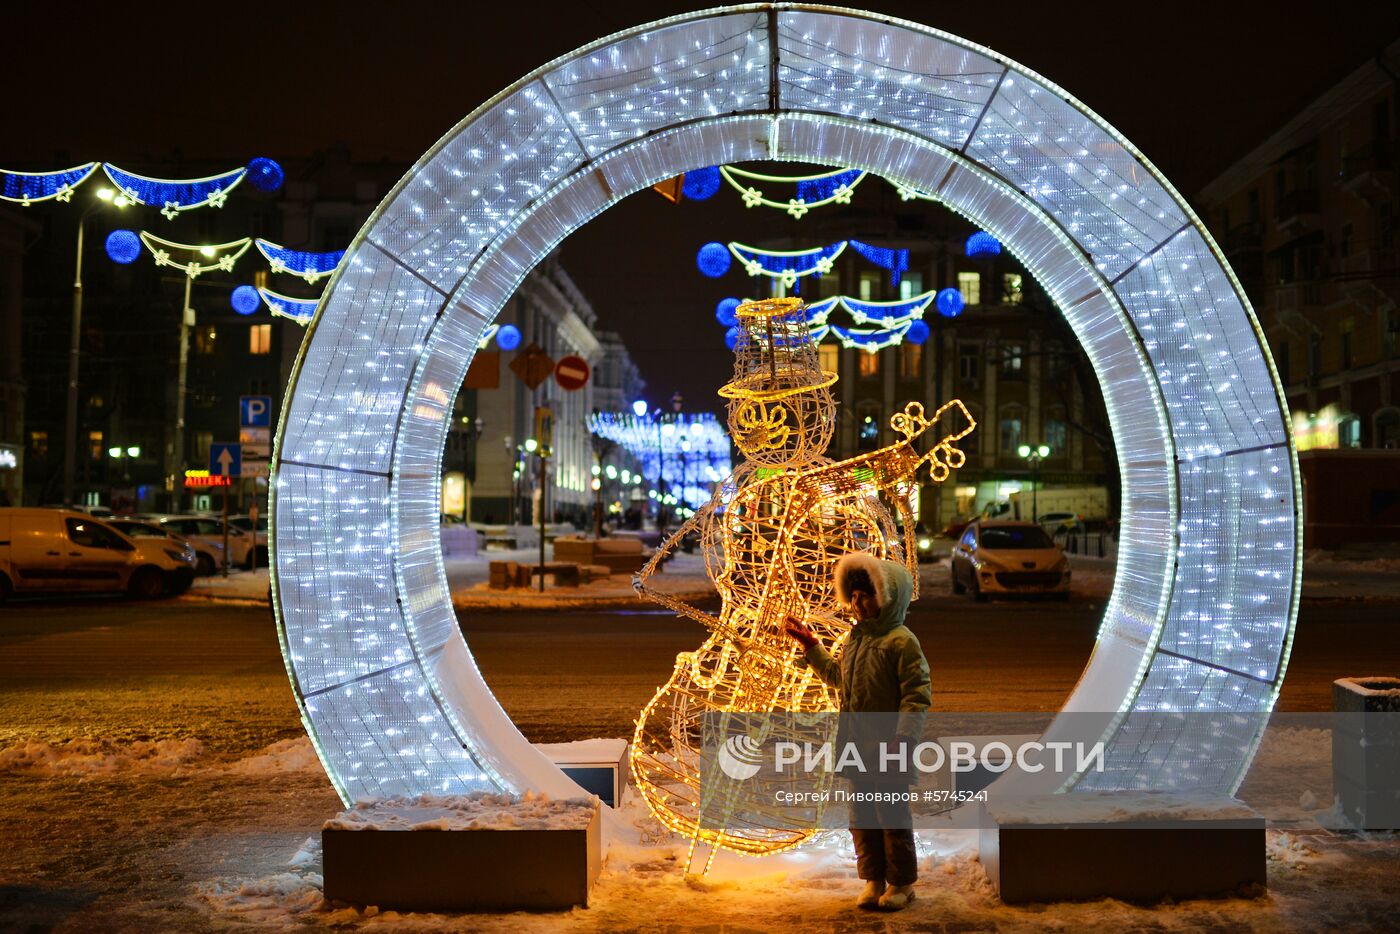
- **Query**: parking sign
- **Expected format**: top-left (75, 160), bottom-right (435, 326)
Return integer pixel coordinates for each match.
top-left (240, 396), bottom-right (272, 427)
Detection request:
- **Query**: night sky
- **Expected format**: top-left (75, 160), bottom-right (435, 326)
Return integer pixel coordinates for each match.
top-left (9, 2), bottom-right (1400, 411)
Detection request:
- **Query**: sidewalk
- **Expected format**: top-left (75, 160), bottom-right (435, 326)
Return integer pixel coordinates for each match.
top-left (181, 547), bottom-right (717, 609)
top-left (181, 544), bottom-right (1400, 607)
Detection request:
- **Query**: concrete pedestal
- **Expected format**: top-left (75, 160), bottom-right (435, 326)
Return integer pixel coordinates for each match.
top-left (979, 792), bottom-right (1265, 904)
top-left (323, 801), bottom-right (601, 912)
top-left (1333, 677), bottom-right (1400, 830)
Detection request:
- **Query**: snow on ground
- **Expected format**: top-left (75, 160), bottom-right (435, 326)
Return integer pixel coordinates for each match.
top-left (324, 792), bottom-right (598, 832)
top-left (189, 542), bottom-right (1400, 611)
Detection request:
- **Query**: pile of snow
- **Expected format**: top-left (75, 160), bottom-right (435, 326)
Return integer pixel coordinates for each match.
top-left (0, 737), bottom-right (205, 776)
top-left (223, 737), bottom-right (323, 775)
top-left (324, 791), bottom-right (599, 832)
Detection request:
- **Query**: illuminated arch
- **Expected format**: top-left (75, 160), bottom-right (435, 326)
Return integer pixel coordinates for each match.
top-left (272, 6), bottom-right (1300, 806)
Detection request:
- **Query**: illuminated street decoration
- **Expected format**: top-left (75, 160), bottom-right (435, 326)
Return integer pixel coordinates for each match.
top-left (696, 241), bottom-right (733, 277)
top-left (104, 229), bottom-right (142, 264)
top-left (246, 156), bottom-right (285, 192)
top-left (588, 410), bottom-right (732, 509)
top-left (103, 164), bottom-right (247, 219)
top-left (138, 231), bottom-right (253, 277)
top-left (720, 164), bottom-right (867, 217)
top-left (966, 231), bottom-right (1002, 258)
top-left (729, 240), bottom-right (845, 288)
top-left (848, 239), bottom-right (909, 286)
top-left (936, 287), bottom-right (966, 318)
top-left (831, 321), bottom-right (915, 353)
top-left (1, 162), bottom-right (100, 205)
top-left (476, 323), bottom-right (500, 349)
top-left (258, 287), bottom-right (319, 324)
top-left (271, 7), bottom-right (1300, 823)
top-left (230, 285), bottom-right (261, 315)
top-left (682, 166), bottom-right (721, 200)
top-left (630, 298), bottom-right (972, 866)
top-left (839, 291), bottom-right (936, 327)
top-left (255, 239), bottom-right (345, 283)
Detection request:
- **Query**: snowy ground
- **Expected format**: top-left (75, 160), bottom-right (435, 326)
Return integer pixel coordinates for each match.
top-left (3, 724), bottom-right (1397, 932)
top-left (185, 545), bottom-right (1400, 609)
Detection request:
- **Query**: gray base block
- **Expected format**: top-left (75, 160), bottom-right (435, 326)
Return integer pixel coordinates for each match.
top-left (979, 794), bottom-right (1266, 904)
top-left (323, 808), bottom-right (601, 912)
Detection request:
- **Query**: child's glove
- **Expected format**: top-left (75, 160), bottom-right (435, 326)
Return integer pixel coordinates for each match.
top-left (784, 618), bottom-right (818, 650)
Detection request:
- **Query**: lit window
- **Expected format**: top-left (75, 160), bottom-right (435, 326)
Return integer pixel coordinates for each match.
top-left (88, 430), bottom-right (104, 460)
top-left (250, 324), bottom-right (272, 355)
top-left (195, 325), bottom-right (217, 355)
top-left (30, 431), bottom-right (48, 457)
top-left (898, 272), bottom-right (924, 301)
top-left (857, 351), bottom-right (880, 379)
top-left (818, 343), bottom-right (839, 376)
top-left (957, 271), bottom-right (980, 305)
top-left (999, 418), bottom-right (1023, 453)
top-left (1001, 344), bottom-right (1024, 378)
top-left (1046, 419), bottom-right (1067, 454)
top-left (1003, 273), bottom-right (1023, 304)
top-left (858, 272), bottom-right (880, 302)
top-left (899, 342), bottom-right (922, 379)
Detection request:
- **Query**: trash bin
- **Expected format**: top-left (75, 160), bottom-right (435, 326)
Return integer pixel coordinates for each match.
top-left (1332, 677), bottom-right (1400, 831)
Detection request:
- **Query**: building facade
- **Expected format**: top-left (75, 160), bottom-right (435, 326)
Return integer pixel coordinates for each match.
top-left (1198, 40), bottom-right (1399, 451)
top-left (1197, 39), bottom-right (1400, 545)
top-left (742, 184), bottom-right (1114, 532)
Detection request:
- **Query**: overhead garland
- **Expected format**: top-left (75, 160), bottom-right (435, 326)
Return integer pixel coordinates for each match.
top-left (830, 322), bottom-right (915, 354)
top-left (255, 239), bottom-right (345, 283)
top-left (103, 164), bottom-right (246, 219)
top-left (838, 291), bottom-right (936, 327)
top-left (728, 241), bottom-right (846, 288)
top-left (1, 162), bottom-right (101, 206)
top-left (720, 165), bottom-right (867, 218)
top-left (258, 287), bottom-right (319, 324)
top-left (138, 231), bottom-right (253, 277)
top-left (848, 239), bottom-right (909, 286)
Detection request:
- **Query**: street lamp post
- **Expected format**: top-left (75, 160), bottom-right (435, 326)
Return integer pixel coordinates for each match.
top-left (63, 187), bottom-right (127, 507)
top-left (1017, 443), bottom-right (1051, 521)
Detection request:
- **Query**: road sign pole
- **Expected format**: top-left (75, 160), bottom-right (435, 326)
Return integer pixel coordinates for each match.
top-left (538, 451), bottom-right (547, 593)
top-left (222, 484), bottom-right (230, 578)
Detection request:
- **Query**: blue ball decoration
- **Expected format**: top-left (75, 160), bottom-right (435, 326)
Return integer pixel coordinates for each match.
top-left (724, 326), bottom-right (741, 351)
top-left (696, 242), bottom-right (732, 278)
top-left (906, 320), bottom-right (931, 345)
top-left (936, 287), bottom-right (966, 318)
top-left (715, 297), bottom-right (741, 327)
top-left (231, 285), bottom-right (260, 316)
top-left (682, 166), bottom-right (721, 201)
top-left (247, 157), bottom-right (285, 192)
top-left (105, 229), bottom-right (141, 264)
top-left (496, 323), bottom-right (522, 351)
top-left (965, 231), bottom-right (1002, 258)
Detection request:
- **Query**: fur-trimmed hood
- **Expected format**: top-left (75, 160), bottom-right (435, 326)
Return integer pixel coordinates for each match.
top-left (834, 552), bottom-right (913, 635)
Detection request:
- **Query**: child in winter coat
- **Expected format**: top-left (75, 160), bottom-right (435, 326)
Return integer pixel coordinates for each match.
top-left (786, 552), bottom-right (931, 912)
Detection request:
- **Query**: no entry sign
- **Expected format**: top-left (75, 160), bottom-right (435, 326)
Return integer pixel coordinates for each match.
top-left (555, 355), bottom-right (590, 391)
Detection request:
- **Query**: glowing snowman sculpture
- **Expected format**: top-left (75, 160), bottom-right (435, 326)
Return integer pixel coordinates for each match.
top-left (629, 297), bottom-right (973, 870)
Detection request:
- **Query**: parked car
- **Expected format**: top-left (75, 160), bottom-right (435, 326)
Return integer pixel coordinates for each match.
top-left (147, 515), bottom-right (254, 574)
top-left (949, 519), bottom-right (1070, 601)
top-left (228, 515), bottom-right (269, 568)
top-left (0, 508), bottom-right (195, 600)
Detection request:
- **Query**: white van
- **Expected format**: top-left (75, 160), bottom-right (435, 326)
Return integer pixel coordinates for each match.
top-left (0, 508), bottom-right (196, 601)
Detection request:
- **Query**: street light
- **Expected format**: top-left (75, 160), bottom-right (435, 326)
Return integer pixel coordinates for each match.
top-left (63, 187), bottom-right (127, 507)
top-left (1018, 443), bottom-right (1052, 521)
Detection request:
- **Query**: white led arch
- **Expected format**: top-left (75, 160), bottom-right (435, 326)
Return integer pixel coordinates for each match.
top-left (272, 4), bottom-right (1300, 806)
